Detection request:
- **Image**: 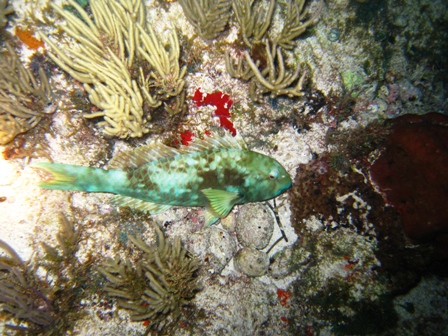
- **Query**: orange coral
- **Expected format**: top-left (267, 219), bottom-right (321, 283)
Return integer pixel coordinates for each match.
top-left (15, 27), bottom-right (44, 50)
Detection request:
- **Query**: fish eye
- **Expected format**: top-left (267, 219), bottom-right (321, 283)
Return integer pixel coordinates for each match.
top-left (268, 169), bottom-right (278, 179)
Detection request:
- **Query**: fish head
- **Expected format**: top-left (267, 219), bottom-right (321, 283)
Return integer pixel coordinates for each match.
top-left (243, 153), bottom-right (292, 202)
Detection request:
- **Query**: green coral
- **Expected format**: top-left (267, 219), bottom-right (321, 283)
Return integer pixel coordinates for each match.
top-left (341, 70), bottom-right (364, 93)
top-left (99, 223), bottom-right (200, 331)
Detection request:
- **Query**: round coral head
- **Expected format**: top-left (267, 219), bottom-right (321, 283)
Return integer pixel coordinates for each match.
top-left (370, 113), bottom-right (448, 246)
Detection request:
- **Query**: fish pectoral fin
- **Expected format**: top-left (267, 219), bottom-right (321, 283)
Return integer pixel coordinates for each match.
top-left (111, 195), bottom-right (172, 214)
top-left (204, 208), bottom-right (220, 226)
top-left (201, 189), bottom-right (240, 218)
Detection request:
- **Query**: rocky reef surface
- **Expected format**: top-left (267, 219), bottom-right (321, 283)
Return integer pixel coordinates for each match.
top-left (1, 0), bottom-right (447, 334)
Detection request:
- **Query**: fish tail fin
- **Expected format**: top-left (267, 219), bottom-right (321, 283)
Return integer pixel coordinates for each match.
top-left (33, 162), bottom-right (118, 192)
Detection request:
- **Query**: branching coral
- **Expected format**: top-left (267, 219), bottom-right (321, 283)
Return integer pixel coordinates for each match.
top-left (179, 0), bottom-right (232, 39)
top-left (0, 43), bottom-right (54, 145)
top-left (225, 0), bottom-right (322, 102)
top-left (226, 39), bottom-right (307, 101)
top-left (99, 223), bottom-right (200, 330)
top-left (273, 0), bottom-right (323, 49)
top-left (0, 0), bottom-right (14, 29)
top-left (0, 214), bottom-right (96, 333)
top-left (232, 0), bottom-right (275, 47)
top-left (0, 240), bottom-right (57, 331)
top-left (137, 23), bottom-right (187, 111)
top-left (41, 0), bottom-right (185, 138)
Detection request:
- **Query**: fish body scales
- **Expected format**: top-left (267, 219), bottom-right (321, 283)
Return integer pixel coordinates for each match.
top-left (34, 132), bottom-right (292, 225)
top-left (121, 149), bottom-right (257, 206)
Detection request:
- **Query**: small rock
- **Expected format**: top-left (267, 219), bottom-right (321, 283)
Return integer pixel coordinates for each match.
top-left (207, 227), bottom-right (238, 272)
top-left (234, 248), bottom-right (270, 277)
top-left (236, 203), bottom-right (274, 250)
top-left (327, 28), bottom-right (341, 42)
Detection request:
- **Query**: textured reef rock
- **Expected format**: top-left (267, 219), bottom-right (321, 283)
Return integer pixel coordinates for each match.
top-left (235, 203), bottom-right (274, 250)
top-left (234, 247), bottom-right (270, 277)
top-left (370, 113), bottom-right (448, 258)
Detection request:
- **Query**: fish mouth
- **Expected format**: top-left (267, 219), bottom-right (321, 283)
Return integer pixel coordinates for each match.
top-left (278, 182), bottom-right (292, 195)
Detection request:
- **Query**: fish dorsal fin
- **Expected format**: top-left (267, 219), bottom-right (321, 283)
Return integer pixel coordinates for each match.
top-left (107, 132), bottom-right (247, 171)
top-left (107, 142), bottom-right (181, 170)
top-left (111, 195), bottom-right (172, 214)
top-left (201, 188), bottom-right (240, 218)
top-left (182, 131), bottom-right (248, 154)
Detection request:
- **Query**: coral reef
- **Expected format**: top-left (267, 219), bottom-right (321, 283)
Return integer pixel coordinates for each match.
top-left (232, 0), bottom-right (275, 47)
top-left (99, 223), bottom-right (200, 331)
top-left (179, 0), bottom-right (232, 39)
top-left (0, 0), bottom-right (13, 29)
top-left (2, 0), bottom-right (448, 333)
top-left (0, 240), bottom-right (57, 331)
top-left (0, 214), bottom-right (87, 334)
top-left (272, 0), bottom-right (323, 49)
top-left (0, 43), bottom-right (54, 145)
top-left (226, 0), bottom-right (322, 101)
top-left (286, 115), bottom-right (448, 333)
top-left (41, 0), bottom-right (185, 138)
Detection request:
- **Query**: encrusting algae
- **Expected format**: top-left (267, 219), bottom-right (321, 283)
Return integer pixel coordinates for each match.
top-left (34, 132), bottom-right (292, 225)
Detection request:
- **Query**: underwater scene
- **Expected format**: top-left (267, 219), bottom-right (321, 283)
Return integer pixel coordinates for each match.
top-left (1, 0), bottom-right (447, 334)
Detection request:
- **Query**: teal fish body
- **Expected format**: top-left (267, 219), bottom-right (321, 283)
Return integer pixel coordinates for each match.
top-left (34, 133), bottom-right (292, 225)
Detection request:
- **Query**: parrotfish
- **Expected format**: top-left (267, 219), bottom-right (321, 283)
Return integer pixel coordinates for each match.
top-left (34, 132), bottom-right (292, 225)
